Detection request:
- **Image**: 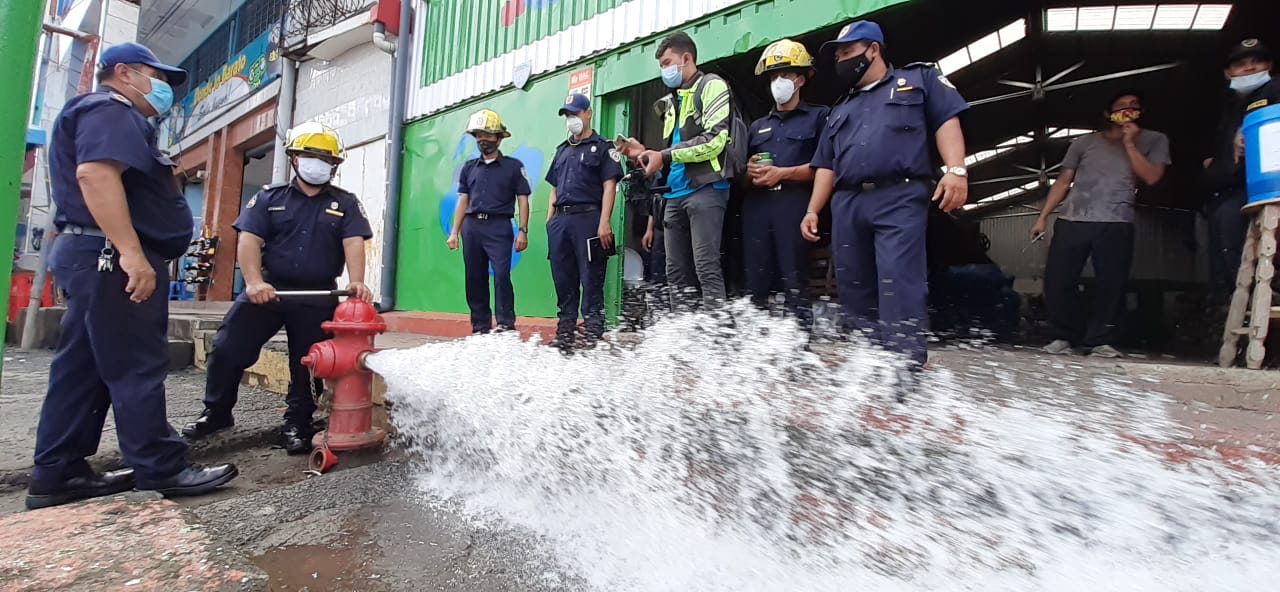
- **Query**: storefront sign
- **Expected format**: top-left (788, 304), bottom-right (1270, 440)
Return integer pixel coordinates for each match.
top-left (568, 67), bottom-right (593, 97)
top-left (163, 25), bottom-right (282, 145)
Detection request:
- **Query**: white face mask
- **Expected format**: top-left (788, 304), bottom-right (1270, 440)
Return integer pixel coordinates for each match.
top-left (295, 157), bottom-right (334, 185)
top-left (1230, 70), bottom-right (1272, 94)
top-left (566, 116), bottom-right (585, 136)
top-left (771, 77), bottom-right (797, 106)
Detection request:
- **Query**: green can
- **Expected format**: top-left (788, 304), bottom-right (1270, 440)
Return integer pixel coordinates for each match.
top-left (755, 152), bottom-right (773, 166)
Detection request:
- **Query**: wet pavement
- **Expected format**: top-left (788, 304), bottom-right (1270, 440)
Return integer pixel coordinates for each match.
top-left (0, 341), bottom-right (1276, 591)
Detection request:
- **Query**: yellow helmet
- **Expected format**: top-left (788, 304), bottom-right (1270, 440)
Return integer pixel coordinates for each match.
top-left (755, 39), bottom-right (815, 76)
top-left (285, 122), bottom-right (345, 162)
top-left (466, 109), bottom-right (510, 138)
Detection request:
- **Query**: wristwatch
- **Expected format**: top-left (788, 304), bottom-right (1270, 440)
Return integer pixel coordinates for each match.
top-left (518, 227), bottom-right (528, 234)
top-left (941, 166), bottom-right (968, 178)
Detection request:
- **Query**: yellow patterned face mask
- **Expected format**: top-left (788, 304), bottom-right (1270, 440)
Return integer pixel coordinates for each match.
top-left (1109, 108), bottom-right (1141, 124)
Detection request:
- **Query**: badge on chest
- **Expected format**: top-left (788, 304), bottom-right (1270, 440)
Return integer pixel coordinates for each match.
top-left (325, 200), bottom-right (345, 217)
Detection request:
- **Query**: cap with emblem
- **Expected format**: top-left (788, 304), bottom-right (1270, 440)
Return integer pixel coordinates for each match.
top-left (559, 93), bottom-right (591, 116)
top-left (821, 20), bottom-right (885, 57)
top-left (99, 42), bottom-right (187, 87)
top-left (1228, 38), bottom-right (1272, 65)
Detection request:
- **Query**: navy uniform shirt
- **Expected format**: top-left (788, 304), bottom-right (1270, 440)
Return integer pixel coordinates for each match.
top-left (545, 133), bottom-right (624, 206)
top-left (234, 182), bottom-right (373, 290)
top-left (1205, 80), bottom-right (1280, 191)
top-left (458, 154), bottom-right (533, 216)
top-left (812, 64), bottom-right (969, 188)
top-left (747, 101), bottom-right (830, 199)
top-left (48, 88), bottom-right (194, 259)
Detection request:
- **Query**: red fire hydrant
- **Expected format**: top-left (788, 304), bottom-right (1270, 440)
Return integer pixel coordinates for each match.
top-left (300, 298), bottom-right (387, 473)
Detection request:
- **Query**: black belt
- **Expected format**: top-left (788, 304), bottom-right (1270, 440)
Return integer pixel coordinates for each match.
top-left (553, 204), bottom-right (600, 215)
top-left (63, 224), bottom-right (107, 238)
top-left (837, 177), bottom-right (930, 193)
top-left (466, 213), bottom-right (512, 220)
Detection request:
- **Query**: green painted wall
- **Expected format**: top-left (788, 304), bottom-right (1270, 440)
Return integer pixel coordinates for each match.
top-left (422, 0), bottom-right (628, 86)
top-left (593, 0), bottom-right (913, 95)
top-left (399, 67), bottom-right (629, 319)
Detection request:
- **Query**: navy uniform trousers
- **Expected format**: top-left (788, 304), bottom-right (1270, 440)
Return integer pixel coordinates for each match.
top-left (203, 295), bottom-right (333, 428)
top-left (547, 209), bottom-right (607, 339)
top-left (32, 234), bottom-right (188, 482)
top-left (461, 215), bottom-right (516, 333)
top-left (742, 189), bottom-right (811, 324)
top-left (831, 182), bottom-right (930, 365)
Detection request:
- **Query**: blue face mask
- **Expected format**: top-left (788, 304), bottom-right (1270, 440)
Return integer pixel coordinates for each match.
top-left (661, 62), bottom-right (685, 88)
top-left (1230, 71), bottom-right (1272, 94)
top-left (128, 68), bottom-right (175, 114)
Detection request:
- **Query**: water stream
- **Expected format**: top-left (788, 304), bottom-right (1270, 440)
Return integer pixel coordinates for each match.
top-left (367, 304), bottom-right (1280, 592)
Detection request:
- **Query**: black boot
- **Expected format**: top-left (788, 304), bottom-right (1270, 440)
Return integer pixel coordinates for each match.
top-left (281, 424), bottom-right (313, 455)
top-left (25, 468), bottom-right (136, 510)
top-left (181, 409), bottom-right (234, 439)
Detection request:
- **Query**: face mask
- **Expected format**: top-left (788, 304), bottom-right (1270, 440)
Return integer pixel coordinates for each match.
top-left (835, 52), bottom-right (872, 88)
top-left (770, 77), bottom-right (797, 105)
top-left (1230, 71), bottom-right (1272, 93)
top-left (1108, 108), bottom-right (1141, 124)
top-left (128, 68), bottom-right (174, 114)
top-left (295, 157), bottom-right (334, 186)
top-left (566, 116), bottom-right (585, 136)
top-left (477, 140), bottom-right (500, 156)
top-left (661, 62), bottom-right (685, 88)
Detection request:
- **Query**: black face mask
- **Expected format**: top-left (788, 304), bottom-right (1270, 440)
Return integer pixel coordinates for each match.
top-left (477, 140), bottom-right (499, 155)
top-left (835, 52), bottom-right (873, 88)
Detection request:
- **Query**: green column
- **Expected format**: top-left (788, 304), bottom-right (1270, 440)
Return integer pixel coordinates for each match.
top-left (0, 2), bottom-right (44, 374)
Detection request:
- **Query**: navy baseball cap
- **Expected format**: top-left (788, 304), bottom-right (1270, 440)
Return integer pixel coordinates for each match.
top-left (558, 93), bottom-right (591, 116)
top-left (1228, 38), bottom-right (1272, 65)
top-left (821, 20), bottom-right (885, 56)
top-left (99, 42), bottom-right (187, 87)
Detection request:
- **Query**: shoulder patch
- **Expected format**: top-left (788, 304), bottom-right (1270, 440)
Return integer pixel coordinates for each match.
top-left (520, 167), bottom-right (529, 180)
top-left (608, 148), bottom-right (622, 163)
top-left (937, 74), bottom-right (956, 89)
top-left (246, 195), bottom-right (258, 209)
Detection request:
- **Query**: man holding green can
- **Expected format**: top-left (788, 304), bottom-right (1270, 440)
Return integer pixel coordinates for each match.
top-left (744, 39), bottom-right (829, 326)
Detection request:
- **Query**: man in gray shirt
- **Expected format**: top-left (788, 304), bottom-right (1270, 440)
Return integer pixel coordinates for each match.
top-left (1031, 91), bottom-right (1170, 357)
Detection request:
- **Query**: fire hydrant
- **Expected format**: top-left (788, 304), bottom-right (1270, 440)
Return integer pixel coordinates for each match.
top-left (300, 298), bottom-right (387, 473)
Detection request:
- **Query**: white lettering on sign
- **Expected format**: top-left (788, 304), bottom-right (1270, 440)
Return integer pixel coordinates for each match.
top-left (1260, 121), bottom-right (1280, 174)
top-left (569, 67), bottom-right (593, 98)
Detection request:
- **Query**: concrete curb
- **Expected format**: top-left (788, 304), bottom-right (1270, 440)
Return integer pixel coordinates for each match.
top-left (0, 424), bottom-right (280, 490)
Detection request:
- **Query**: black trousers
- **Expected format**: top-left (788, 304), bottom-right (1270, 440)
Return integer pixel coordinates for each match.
top-left (1044, 219), bottom-right (1135, 347)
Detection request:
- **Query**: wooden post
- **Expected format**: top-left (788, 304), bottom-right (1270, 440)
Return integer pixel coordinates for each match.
top-left (1245, 204), bottom-right (1280, 369)
top-left (1220, 214), bottom-right (1261, 367)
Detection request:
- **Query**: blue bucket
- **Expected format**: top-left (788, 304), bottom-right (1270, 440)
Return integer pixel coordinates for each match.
top-left (1243, 103), bottom-right (1280, 210)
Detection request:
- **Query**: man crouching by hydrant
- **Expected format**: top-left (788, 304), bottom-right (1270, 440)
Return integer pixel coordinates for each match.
top-left (183, 123), bottom-right (375, 454)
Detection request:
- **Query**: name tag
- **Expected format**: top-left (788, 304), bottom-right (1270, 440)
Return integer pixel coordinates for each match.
top-left (325, 209), bottom-right (345, 217)
top-left (1248, 99), bottom-right (1269, 111)
top-left (268, 206), bottom-right (286, 212)
top-left (758, 127), bottom-right (772, 134)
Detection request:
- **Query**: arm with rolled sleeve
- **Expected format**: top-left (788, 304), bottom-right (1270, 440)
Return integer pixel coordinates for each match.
top-left (663, 76), bottom-right (732, 165)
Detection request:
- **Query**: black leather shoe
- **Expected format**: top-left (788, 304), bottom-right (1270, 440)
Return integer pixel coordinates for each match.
top-left (25, 468), bottom-right (136, 510)
top-left (181, 409), bottom-right (234, 439)
top-left (281, 425), bottom-right (313, 455)
top-left (136, 463), bottom-right (238, 497)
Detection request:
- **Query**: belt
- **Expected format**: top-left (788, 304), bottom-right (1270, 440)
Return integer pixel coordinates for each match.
top-left (467, 213), bottom-right (512, 220)
top-left (837, 177), bottom-right (929, 193)
top-left (553, 204), bottom-right (600, 215)
top-left (63, 224), bottom-right (107, 238)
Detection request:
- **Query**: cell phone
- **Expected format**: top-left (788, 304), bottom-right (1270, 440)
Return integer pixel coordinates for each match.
top-left (613, 134), bottom-right (629, 150)
top-left (587, 236), bottom-right (618, 263)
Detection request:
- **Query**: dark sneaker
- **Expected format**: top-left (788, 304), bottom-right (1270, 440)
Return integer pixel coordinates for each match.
top-left (134, 463), bottom-right (238, 498)
top-left (181, 409), bottom-right (234, 439)
top-left (25, 468), bottom-right (136, 510)
top-left (281, 424), bottom-right (313, 455)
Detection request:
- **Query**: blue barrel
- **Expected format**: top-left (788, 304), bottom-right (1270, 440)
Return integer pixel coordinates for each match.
top-left (1243, 104), bottom-right (1280, 209)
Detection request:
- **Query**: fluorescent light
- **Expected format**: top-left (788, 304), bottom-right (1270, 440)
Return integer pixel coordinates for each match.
top-left (1192, 4), bottom-right (1232, 30)
top-left (967, 31), bottom-right (1002, 62)
top-left (1050, 128), bottom-right (1094, 139)
top-left (998, 20), bottom-right (1027, 46)
top-left (935, 19), bottom-right (1026, 75)
top-left (938, 48), bottom-right (971, 77)
top-left (1045, 4), bottom-right (1232, 32)
top-left (1114, 5), bottom-right (1156, 29)
top-left (1077, 6), bottom-right (1116, 30)
top-left (975, 180), bottom-right (1043, 206)
top-left (1153, 4), bottom-right (1198, 29)
top-left (1046, 8), bottom-right (1078, 32)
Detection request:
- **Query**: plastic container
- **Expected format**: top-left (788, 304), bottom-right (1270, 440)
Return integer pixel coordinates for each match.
top-left (1243, 103), bottom-right (1280, 210)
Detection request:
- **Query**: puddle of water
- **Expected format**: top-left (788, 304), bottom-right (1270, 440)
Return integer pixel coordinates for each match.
top-left (253, 543), bottom-right (379, 591)
top-left (368, 303), bottom-right (1280, 592)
